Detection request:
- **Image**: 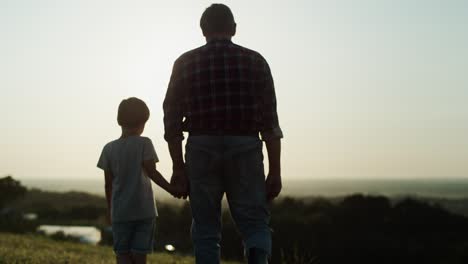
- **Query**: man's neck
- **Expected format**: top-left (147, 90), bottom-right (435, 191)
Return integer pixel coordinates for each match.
top-left (205, 35), bottom-right (232, 43)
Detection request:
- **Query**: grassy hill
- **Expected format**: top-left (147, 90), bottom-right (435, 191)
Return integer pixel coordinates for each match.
top-left (0, 233), bottom-right (239, 264)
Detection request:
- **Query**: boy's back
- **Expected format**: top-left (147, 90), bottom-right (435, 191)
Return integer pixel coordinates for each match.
top-left (98, 135), bottom-right (158, 222)
top-left (97, 97), bottom-right (175, 264)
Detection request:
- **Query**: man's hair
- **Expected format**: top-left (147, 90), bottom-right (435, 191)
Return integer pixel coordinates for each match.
top-left (200, 4), bottom-right (235, 35)
top-left (117, 97), bottom-right (150, 128)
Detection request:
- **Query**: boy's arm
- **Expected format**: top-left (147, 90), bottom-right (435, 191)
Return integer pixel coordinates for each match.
top-left (104, 170), bottom-right (113, 224)
top-left (142, 160), bottom-right (174, 195)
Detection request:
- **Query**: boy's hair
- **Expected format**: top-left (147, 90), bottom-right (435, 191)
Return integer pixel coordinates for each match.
top-left (117, 97), bottom-right (150, 128)
top-left (200, 4), bottom-right (235, 35)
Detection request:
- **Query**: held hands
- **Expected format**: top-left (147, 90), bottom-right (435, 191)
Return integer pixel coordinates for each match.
top-left (170, 166), bottom-right (189, 199)
top-left (167, 162), bottom-right (280, 201)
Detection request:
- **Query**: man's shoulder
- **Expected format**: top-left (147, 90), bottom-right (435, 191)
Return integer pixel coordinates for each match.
top-left (174, 45), bottom-right (206, 64)
top-left (231, 43), bottom-right (269, 65)
top-left (175, 42), bottom-right (268, 63)
top-left (232, 43), bottom-right (261, 56)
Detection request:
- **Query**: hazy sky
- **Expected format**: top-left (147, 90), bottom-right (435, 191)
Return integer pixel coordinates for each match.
top-left (1, 0), bottom-right (467, 182)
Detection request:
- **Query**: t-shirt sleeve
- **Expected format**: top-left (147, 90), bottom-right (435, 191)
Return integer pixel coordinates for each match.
top-left (97, 145), bottom-right (110, 171)
top-left (143, 138), bottom-right (159, 163)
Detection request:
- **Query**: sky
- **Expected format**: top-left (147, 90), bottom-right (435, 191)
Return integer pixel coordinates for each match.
top-left (0, 0), bottom-right (467, 182)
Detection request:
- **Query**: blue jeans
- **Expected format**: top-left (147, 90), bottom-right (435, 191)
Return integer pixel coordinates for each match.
top-left (186, 135), bottom-right (271, 264)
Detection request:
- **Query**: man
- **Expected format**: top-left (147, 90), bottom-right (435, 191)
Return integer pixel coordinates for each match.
top-left (163, 4), bottom-right (283, 264)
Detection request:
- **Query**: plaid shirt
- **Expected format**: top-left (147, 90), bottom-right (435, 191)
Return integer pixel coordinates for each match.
top-left (163, 39), bottom-right (283, 142)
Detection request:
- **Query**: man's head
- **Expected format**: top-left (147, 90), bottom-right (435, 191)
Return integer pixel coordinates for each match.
top-left (117, 97), bottom-right (150, 133)
top-left (200, 4), bottom-right (236, 39)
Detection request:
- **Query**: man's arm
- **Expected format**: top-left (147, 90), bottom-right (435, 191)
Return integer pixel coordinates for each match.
top-left (168, 140), bottom-right (189, 199)
top-left (265, 139), bottom-right (282, 201)
top-left (260, 58), bottom-right (283, 201)
top-left (168, 140), bottom-right (184, 170)
top-left (259, 59), bottom-right (283, 142)
top-left (104, 170), bottom-right (113, 224)
top-left (163, 59), bottom-right (189, 199)
top-left (163, 59), bottom-right (185, 143)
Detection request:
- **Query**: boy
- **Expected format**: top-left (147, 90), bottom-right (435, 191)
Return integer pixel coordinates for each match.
top-left (97, 97), bottom-right (175, 264)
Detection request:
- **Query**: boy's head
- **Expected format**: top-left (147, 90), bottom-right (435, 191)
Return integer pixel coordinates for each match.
top-left (117, 97), bottom-right (150, 130)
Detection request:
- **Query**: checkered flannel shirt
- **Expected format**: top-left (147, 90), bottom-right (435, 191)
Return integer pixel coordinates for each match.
top-left (163, 39), bottom-right (283, 142)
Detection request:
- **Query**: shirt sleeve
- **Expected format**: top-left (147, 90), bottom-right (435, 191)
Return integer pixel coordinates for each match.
top-left (260, 59), bottom-right (284, 141)
top-left (143, 138), bottom-right (159, 163)
top-left (163, 59), bottom-right (185, 142)
top-left (97, 145), bottom-right (110, 171)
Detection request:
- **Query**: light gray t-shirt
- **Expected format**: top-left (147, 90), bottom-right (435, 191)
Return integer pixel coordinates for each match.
top-left (97, 136), bottom-right (158, 222)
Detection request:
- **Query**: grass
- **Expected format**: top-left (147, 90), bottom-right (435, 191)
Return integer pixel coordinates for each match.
top-left (0, 233), bottom-right (239, 264)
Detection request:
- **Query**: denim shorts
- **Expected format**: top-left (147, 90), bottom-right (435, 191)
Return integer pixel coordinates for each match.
top-left (112, 217), bottom-right (156, 255)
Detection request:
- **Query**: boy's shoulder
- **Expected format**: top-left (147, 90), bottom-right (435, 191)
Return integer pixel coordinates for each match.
top-left (107, 135), bottom-right (152, 143)
top-left (102, 136), bottom-right (154, 151)
top-left (138, 136), bottom-right (152, 142)
top-left (102, 138), bottom-right (120, 149)
top-left (118, 136), bottom-right (155, 147)
top-left (133, 136), bottom-right (154, 146)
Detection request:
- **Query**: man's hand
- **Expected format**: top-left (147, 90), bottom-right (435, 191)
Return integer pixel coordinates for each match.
top-left (171, 167), bottom-right (189, 199)
top-left (265, 170), bottom-right (282, 202)
top-left (167, 140), bottom-right (188, 199)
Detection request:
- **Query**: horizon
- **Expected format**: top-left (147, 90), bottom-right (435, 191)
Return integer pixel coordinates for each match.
top-left (1, 0), bottom-right (467, 183)
top-left (15, 176), bottom-right (468, 199)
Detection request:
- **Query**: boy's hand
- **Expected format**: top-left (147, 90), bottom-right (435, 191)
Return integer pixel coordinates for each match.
top-left (171, 167), bottom-right (189, 199)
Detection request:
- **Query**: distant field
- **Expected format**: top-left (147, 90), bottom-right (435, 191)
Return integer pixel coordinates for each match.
top-left (0, 233), bottom-right (238, 264)
top-left (21, 178), bottom-right (468, 199)
top-left (14, 179), bottom-right (468, 218)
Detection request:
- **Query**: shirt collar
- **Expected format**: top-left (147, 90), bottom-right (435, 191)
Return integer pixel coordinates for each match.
top-left (206, 38), bottom-right (233, 46)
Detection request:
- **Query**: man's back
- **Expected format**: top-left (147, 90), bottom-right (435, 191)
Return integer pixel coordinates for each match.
top-left (163, 4), bottom-right (282, 263)
top-left (163, 39), bottom-right (281, 141)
